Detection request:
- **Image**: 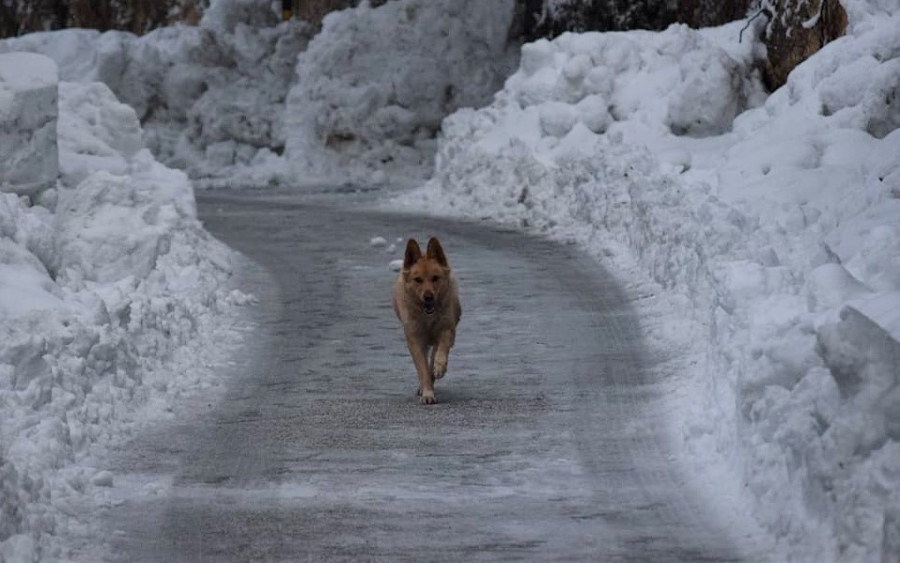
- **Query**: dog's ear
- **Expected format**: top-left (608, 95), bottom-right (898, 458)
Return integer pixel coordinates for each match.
top-left (426, 237), bottom-right (449, 268)
top-left (403, 238), bottom-right (422, 270)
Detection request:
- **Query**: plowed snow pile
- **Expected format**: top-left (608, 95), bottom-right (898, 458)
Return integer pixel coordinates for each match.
top-left (0, 58), bottom-right (247, 561)
top-left (398, 2), bottom-right (900, 560)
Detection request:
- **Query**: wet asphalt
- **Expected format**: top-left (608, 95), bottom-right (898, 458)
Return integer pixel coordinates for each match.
top-left (75, 190), bottom-right (754, 562)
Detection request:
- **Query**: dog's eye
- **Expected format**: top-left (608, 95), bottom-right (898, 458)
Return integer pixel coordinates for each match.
top-left (432, 276), bottom-right (440, 283)
top-left (413, 277), bottom-right (423, 284)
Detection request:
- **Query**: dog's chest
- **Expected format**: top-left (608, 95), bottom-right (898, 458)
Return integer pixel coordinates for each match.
top-left (411, 309), bottom-right (447, 340)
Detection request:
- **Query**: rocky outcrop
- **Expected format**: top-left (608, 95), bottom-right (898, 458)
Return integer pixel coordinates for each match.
top-left (762, 0), bottom-right (848, 91)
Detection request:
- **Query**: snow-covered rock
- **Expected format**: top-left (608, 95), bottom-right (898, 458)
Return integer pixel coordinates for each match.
top-left (0, 52), bottom-right (58, 197)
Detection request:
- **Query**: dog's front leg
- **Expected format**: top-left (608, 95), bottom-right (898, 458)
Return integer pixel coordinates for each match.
top-left (432, 330), bottom-right (454, 381)
top-left (405, 333), bottom-right (436, 404)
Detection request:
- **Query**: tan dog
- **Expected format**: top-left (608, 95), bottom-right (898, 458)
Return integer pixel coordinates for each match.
top-left (392, 237), bottom-right (461, 404)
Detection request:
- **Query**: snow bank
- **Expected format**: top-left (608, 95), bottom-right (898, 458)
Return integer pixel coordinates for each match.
top-left (0, 52), bottom-right (58, 197)
top-left (0, 0), bottom-right (522, 189)
top-left (0, 0), bottom-right (312, 188)
top-left (284, 0), bottom-right (520, 185)
top-left (398, 4), bottom-right (900, 560)
top-left (0, 78), bottom-right (244, 559)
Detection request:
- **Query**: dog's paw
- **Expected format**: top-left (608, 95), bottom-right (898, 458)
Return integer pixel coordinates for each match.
top-left (432, 359), bottom-right (447, 380)
top-left (419, 389), bottom-right (437, 405)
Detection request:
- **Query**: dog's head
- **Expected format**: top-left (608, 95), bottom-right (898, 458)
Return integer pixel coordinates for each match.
top-left (402, 237), bottom-right (451, 316)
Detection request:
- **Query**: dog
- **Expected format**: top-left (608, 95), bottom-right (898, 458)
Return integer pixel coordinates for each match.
top-left (392, 237), bottom-right (461, 404)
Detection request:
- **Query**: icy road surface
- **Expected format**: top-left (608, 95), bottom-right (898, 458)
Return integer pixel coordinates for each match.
top-left (85, 191), bottom-right (753, 562)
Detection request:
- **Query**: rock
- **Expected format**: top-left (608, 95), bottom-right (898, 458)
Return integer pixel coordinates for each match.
top-left (763, 0), bottom-right (848, 91)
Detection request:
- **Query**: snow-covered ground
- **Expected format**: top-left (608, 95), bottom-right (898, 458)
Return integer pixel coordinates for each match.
top-left (3, 0), bottom-right (899, 560)
top-left (394, 2), bottom-right (900, 560)
top-left (0, 54), bottom-right (251, 561)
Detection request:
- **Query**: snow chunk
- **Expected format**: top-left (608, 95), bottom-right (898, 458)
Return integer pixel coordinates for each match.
top-left (0, 51), bottom-right (57, 91)
top-left (539, 101), bottom-right (578, 138)
top-left (57, 81), bottom-right (143, 187)
top-left (667, 48), bottom-right (745, 137)
top-left (55, 171), bottom-right (180, 284)
top-left (0, 534), bottom-right (36, 563)
top-left (90, 470), bottom-right (114, 488)
top-left (574, 95), bottom-right (611, 134)
top-left (0, 52), bottom-right (59, 197)
top-left (807, 263), bottom-right (871, 313)
top-left (844, 224), bottom-right (900, 292)
top-left (0, 240), bottom-right (64, 319)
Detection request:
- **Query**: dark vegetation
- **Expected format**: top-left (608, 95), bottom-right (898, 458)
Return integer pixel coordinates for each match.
top-left (519, 0), bottom-right (754, 40)
top-left (0, 0), bottom-right (206, 36)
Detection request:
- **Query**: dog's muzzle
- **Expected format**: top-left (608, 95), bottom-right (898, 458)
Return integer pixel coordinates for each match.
top-left (423, 292), bottom-right (436, 315)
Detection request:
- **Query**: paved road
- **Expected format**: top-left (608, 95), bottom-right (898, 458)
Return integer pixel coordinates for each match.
top-left (85, 191), bottom-right (751, 561)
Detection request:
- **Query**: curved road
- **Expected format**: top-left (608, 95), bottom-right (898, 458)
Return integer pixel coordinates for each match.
top-left (85, 191), bottom-right (751, 561)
